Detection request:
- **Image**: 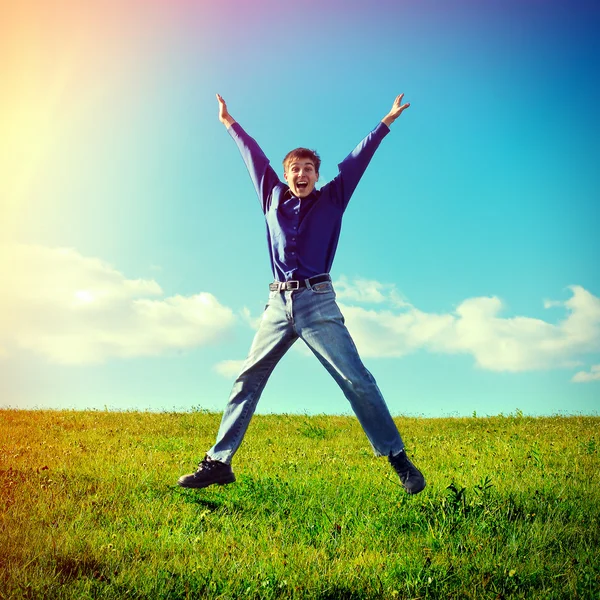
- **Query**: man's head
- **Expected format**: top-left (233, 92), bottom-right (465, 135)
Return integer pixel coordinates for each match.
top-left (283, 148), bottom-right (320, 198)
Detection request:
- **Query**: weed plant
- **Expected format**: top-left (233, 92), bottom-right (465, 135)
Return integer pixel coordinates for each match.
top-left (0, 409), bottom-right (599, 599)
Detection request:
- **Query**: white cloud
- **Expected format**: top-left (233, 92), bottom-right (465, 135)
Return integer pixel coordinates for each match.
top-left (240, 306), bottom-right (263, 330)
top-left (336, 278), bottom-right (600, 374)
top-left (543, 299), bottom-right (563, 309)
top-left (213, 359), bottom-right (245, 379)
top-left (334, 275), bottom-right (409, 307)
top-left (572, 364), bottom-right (600, 383)
top-left (0, 244), bottom-right (236, 364)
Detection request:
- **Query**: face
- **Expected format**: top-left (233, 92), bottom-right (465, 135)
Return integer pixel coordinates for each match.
top-left (284, 158), bottom-right (319, 198)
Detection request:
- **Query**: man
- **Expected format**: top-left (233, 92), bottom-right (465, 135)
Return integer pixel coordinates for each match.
top-left (178, 93), bottom-right (425, 494)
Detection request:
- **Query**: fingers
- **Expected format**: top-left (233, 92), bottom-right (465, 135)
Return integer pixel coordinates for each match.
top-left (395, 94), bottom-right (409, 114)
top-left (391, 94), bottom-right (407, 113)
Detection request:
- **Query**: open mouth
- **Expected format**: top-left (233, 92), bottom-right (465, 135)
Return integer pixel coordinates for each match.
top-left (297, 181), bottom-right (308, 191)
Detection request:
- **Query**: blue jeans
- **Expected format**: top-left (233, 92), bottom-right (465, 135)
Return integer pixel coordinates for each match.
top-left (208, 278), bottom-right (404, 464)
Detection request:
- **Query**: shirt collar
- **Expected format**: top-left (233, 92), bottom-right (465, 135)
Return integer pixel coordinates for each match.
top-left (283, 186), bottom-right (319, 201)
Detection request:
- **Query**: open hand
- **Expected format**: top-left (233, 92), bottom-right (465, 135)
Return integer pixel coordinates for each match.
top-left (382, 94), bottom-right (410, 127)
top-left (216, 94), bottom-right (235, 128)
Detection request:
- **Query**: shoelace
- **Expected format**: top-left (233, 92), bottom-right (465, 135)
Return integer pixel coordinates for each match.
top-left (198, 456), bottom-right (225, 471)
top-left (390, 453), bottom-right (413, 480)
top-left (198, 457), bottom-right (219, 472)
top-left (392, 465), bottom-right (409, 480)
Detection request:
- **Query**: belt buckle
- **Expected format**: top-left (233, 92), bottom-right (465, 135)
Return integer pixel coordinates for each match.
top-left (286, 280), bottom-right (300, 290)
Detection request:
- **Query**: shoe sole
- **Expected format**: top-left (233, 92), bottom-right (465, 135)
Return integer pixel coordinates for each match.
top-left (177, 474), bottom-right (236, 489)
top-left (405, 480), bottom-right (426, 495)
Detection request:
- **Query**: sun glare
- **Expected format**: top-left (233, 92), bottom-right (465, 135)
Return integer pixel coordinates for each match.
top-left (75, 290), bottom-right (94, 303)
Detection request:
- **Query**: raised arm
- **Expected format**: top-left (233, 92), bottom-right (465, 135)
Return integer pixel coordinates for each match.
top-left (327, 94), bottom-right (410, 209)
top-left (217, 94), bottom-right (280, 212)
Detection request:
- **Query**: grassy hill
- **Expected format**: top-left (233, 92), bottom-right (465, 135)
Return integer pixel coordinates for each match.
top-left (1, 409), bottom-right (598, 599)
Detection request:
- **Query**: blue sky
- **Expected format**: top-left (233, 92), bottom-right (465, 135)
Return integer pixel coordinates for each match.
top-left (1, 0), bottom-right (599, 416)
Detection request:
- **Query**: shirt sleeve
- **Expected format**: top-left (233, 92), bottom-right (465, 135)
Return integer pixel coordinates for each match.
top-left (325, 122), bottom-right (390, 210)
top-left (228, 123), bottom-right (281, 214)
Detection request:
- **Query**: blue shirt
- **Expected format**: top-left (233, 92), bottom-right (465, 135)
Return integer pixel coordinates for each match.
top-left (228, 121), bottom-right (390, 282)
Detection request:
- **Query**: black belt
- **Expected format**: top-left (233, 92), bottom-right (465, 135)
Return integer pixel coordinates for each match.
top-left (269, 274), bottom-right (331, 292)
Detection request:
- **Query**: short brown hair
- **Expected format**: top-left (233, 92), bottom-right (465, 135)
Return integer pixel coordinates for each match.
top-left (282, 148), bottom-right (321, 174)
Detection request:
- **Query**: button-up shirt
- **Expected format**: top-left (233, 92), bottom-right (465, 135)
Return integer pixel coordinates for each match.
top-left (228, 121), bottom-right (390, 281)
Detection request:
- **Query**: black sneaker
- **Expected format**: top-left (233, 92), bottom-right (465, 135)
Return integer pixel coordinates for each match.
top-left (389, 450), bottom-right (426, 495)
top-left (178, 455), bottom-right (236, 489)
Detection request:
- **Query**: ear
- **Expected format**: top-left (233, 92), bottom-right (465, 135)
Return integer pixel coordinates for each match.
top-left (316, 172), bottom-right (319, 181)
top-left (283, 171), bottom-right (289, 182)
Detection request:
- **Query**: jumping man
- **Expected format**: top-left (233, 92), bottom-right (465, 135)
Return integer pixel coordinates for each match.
top-left (178, 93), bottom-right (426, 494)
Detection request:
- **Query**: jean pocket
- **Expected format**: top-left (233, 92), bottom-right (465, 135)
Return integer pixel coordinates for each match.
top-left (311, 281), bottom-right (334, 294)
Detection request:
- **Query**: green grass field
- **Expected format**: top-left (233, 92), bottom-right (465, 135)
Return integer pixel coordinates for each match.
top-left (1, 409), bottom-right (598, 599)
